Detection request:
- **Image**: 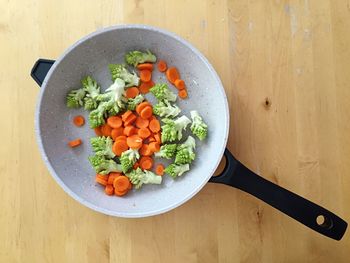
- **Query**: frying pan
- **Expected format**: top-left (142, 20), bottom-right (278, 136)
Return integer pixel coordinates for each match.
top-left (31, 25), bottom-right (347, 240)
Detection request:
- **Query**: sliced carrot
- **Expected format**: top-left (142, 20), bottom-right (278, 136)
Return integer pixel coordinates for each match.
top-left (155, 164), bottom-right (165, 176)
top-left (139, 70), bottom-right (152, 82)
top-left (137, 63), bottom-right (153, 71)
top-left (107, 116), bottom-right (122, 128)
top-left (133, 162), bottom-right (139, 169)
top-left (157, 60), bottom-right (167, 72)
top-left (107, 172), bottom-right (122, 185)
top-left (94, 127), bottom-right (103, 136)
top-left (139, 144), bottom-right (152, 156)
top-left (68, 139), bottom-right (82, 148)
top-left (112, 140), bottom-right (128, 156)
top-left (111, 127), bottom-right (124, 140)
top-left (101, 124), bottom-right (112, 137)
top-left (139, 81), bottom-right (155, 94)
top-left (148, 115), bottom-right (157, 122)
top-left (125, 87), bottom-right (140, 99)
top-left (154, 133), bottom-right (161, 144)
top-left (96, 174), bottom-right (108, 186)
top-left (115, 135), bottom-right (127, 142)
top-left (149, 142), bottom-right (160, 153)
top-left (174, 79), bottom-right (186, 90)
top-left (121, 110), bottom-right (133, 122)
top-left (73, 115), bottom-right (85, 127)
top-left (166, 67), bottom-right (180, 84)
top-left (124, 113), bottom-right (137, 126)
top-left (149, 119), bottom-right (161, 133)
top-left (114, 188), bottom-right (128, 197)
top-left (136, 101), bottom-right (152, 115)
top-left (139, 156), bottom-right (153, 170)
top-left (105, 185), bottom-right (114, 195)
top-left (135, 116), bottom-right (149, 129)
top-left (127, 135), bottom-right (143, 149)
top-left (124, 126), bottom-right (137, 136)
top-left (138, 127), bottom-right (151, 139)
top-left (178, 89), bottom-right (188, 99)
top-left (140, 106), bottom-right (153, 119)
top-left (113, 176), bottom-right (130, 192)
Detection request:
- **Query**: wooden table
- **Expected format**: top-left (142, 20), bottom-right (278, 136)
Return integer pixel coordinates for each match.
top-left (1, 0), bottom-right (350, 262)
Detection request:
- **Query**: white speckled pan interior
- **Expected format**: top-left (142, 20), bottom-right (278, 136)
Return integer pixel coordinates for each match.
top-left (35, 25), bottom-right (229, 217)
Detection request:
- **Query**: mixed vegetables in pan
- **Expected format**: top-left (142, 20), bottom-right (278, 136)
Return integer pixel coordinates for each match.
top-left (66, 50), bottom-right (208, 197)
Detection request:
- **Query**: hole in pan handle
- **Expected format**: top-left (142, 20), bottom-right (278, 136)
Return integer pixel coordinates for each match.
top-left (210, 148), bottom-right (348, 240)
top-left (31, 59), bottom-right (55, 86)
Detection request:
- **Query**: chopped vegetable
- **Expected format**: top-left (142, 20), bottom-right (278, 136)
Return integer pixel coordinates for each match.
top-left (140, 70), bottom-right (152, 82)
top-left (109, 64), bottom-right (140, 87)
top-left (139, 156), bottom-right (153, 170)
top-left (175, 136), bottom-right (196, 164)
top-left (137, 63), bottom-right (153, 71)
top-left (68, 138), bottom-right (82, 148)
top-left (82, 76), bottom-right (101, 110)
top-left (105, 185), bottom-right (114, 195)
top-left (164, 164), bottom-right (190, 178)
top-left (88, 155), bottom-right (122, 175)
top-left (73, 115), bottom-right (85, 127)
top-left (153, 100), bottom-right (181, 118)
top-left (125, 50), bottom-right (157, 67)
top-left (154, 144), bottom-right (177, 159)
top-left (126, 135), bottom-right (143, 149)
top-left (149, 119), bottom-right (161, 133)
top-left (120, 148), bottom-right (140, 173)
top-left (107, 116), bottom-right (122, 129)
top-left (96, 174), bottom-right (108, 186)
top-left (66, 88), bottom-right (85, 108)
top-left (113, 175), bottom-right (130, 192)
top-left (166, 67), bottom-right (180, 84)
top-left (125, 87), bottom-right (140, 99)
top-left (178, 89), bottom-right (188, 99)
top-left (126, 168), bottom-right (162, 189)
top-left (135, 116), bottom-right (149, 129)
top-left (112, 139), bottom-right (129, 156)
top-left (139, 81), bottom-right (155, 94)
top-left (174, 79), bottom-right (186, 90)
top-left (90, 136), bottom-right (115, 158)
top-left (150, 83), bottom-right (177, 102)
top-left (127, 94), bottom-right (145, 110)
top-left (111, 127), bottom-right (124, 140)
top-left (157, 60), bottom-right (167, 72)
top-left (190, 110), bottom-right (208, 140)
top-left (155, 164), bottom-right (165, 176)
top-left (100, 124), bottom-right (112, 137)
top-left (140, 105), bottom-right (153, 119)
top-left (161, 115), bottom-right (191, 143)
top-left (138, 127), bottom-right (151, 139)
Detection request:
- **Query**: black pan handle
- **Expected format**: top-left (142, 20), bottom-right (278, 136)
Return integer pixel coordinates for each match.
top-left (210, 148), bottom-right (347, 240)
top-left (31, 59), bottom-right (55, 86)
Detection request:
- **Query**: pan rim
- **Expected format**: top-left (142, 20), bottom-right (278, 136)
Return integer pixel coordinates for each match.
top-left (34, 24), bottom-right (229, 217)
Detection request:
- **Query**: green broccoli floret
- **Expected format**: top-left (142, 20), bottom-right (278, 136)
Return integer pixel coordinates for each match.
top-left (127, 94), bottom-right (144, 110)
top-left (154, 144), bottom-right (177, 159)
top-left (88, 101), bottom-right (108, 128)
top-left (164, 164), bottom-right (190, 178)
top-left (150, 83), bottom-right (177, 102)
top-left (81, 76), bottom-right (101, 110)
top-left (153, 100), bottom-right (181, 118)
top-left (88, 155), bottom-right (122, 175)
top-left (126, 168), bottom-right (162, 189)
top-left (109, 64), bottom-right (140, 87)
top-left (66, 88), bottom-right (86, 108)
top-left (190, 110), bottom-right (208, 140)
top-left (120, 149), bottom-right (140, 173)
top-left (90, 136), bottom-right (115, 158)
top-left (161, 115), bottom-right (191, 143)
top-left (175, 136), bottom-right (196, 164)
top-left (125, 50), bottom-right (157, 67)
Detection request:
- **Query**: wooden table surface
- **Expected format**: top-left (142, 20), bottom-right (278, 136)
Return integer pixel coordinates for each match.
top-left (1, 0), bottom-right (350, 262)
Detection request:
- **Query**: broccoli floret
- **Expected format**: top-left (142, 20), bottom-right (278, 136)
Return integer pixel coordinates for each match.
top-left (126, 168), bottom-right (162, 189)
top-left (66, 88), bottom-right (86, 108)
top-left (88, 101), bottom-right (108, 128)
top-left (150, 83), bottom-right (177, 102)
top-left (125, 50), bottom-right (157, 67)
top-left (109, 64), bottom-right (140, 87)
top-left (153, 100), bottom-right (181, 118)
top-left (164, 164), bottom-right (190, 178)
top-left (190, 110), bottom-right (208, 140)
top-left (120, 149), bottom-right (140, 173)
top-left (154, 144), bottom-right (177, 159)
top-left (175, 136), bottom-right (196, 164)
top-left (90, 136), bottom-right (115, 158)
top-left (161, 115), bottom-right (191, 143)
top-left (82, 76), bottom-right (101, 110)
top-left (88, 155), bottom-right (122, 175)
top-left (127, 94), bottom-right (144, 110)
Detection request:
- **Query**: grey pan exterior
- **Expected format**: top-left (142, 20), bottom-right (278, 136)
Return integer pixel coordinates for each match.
top-left (35, 25), bottom-right (229, 217)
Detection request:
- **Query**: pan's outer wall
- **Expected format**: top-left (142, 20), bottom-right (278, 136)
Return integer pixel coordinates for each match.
top-left (35, 25), bottom-right (229, 217)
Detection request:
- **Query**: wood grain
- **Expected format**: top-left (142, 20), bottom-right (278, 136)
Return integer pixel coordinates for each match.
top-left (1, 0), bottom-right (349, 262)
